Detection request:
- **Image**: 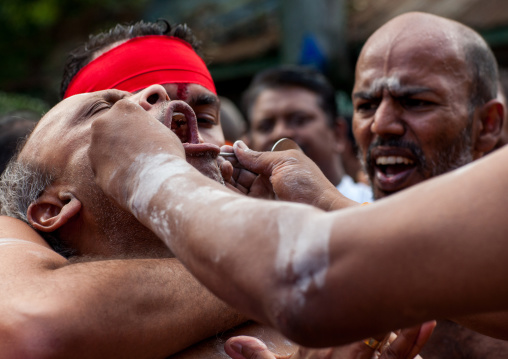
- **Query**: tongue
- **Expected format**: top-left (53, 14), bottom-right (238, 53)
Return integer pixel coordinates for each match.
top-left (384, 164), bottom-right (413, 176)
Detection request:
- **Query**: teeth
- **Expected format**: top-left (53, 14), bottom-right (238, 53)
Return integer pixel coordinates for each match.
top-left (376, 156), bottom-right (414, 165)
top-left (172, 112), bottom-right (185, 123)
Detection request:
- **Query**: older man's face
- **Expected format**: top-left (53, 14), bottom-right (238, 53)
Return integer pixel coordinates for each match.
top-left (23, 86), bottom-right (222, 186)
top-left (352, 27), bottom-right (475, 199)
top-left (20, 86), bottom-right (222, 256)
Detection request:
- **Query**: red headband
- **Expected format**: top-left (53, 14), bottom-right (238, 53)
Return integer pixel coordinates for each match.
top-left (64, 35), bottom-right (216, 98)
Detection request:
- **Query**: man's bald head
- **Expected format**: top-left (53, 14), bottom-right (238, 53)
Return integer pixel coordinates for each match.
top-left (359, 12), bottom-right (498, 110)
top-left (353, 12), bottom-right (502, 199)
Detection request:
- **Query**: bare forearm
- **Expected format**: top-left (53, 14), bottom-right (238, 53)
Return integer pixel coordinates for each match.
top-left (121, 154), bottom-right (333, 337)
top-left (125, 152), bottom-right (508, 346)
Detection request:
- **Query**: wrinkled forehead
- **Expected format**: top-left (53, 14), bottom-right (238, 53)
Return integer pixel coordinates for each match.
top-left (355, 24), bottom-right (467, 92)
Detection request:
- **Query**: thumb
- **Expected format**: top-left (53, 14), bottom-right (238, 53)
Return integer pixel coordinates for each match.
top-left (224, 336), bottom-right (278, 359)
top-left (233, 140), bottom-right (284, 177)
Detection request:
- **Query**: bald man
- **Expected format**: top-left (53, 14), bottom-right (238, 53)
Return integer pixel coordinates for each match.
top-left (351, 11), bottom-right (508, 359)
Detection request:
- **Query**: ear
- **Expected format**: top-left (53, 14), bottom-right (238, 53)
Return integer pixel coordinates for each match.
top-left (332, 117), bottom-right (348, 153)
top-left (473, 99), bottom-right (504, 155)
top-left (27, 189), bottom-right (82, 233)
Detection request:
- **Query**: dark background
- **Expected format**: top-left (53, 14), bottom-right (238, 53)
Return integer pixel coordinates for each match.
top-left (2, 0), bottom-right (508, 117)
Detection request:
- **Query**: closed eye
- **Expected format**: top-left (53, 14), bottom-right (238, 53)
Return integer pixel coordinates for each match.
top-left (90, 100), bottom-right (111, 114)
top-left (82, 100), bottom-right (112, 120)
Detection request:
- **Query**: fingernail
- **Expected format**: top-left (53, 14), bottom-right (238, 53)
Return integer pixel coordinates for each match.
top-left (234, 140), bottom-right (248, 150)
top-left (230, 342), bottom-right (242, 354)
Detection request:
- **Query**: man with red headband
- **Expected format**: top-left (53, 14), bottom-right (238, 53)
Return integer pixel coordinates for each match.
top-left (0, 19), bottom-right (289, 358)
top-left (61, 20), bottom-right (226, 151)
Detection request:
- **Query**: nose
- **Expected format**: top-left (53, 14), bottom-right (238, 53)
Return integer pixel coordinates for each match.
top-left (370, 97), bottom-right (405, 137)
top-left (271, 120), bottom-right (294, 142)
top-left (132, 84), bottom-right (170, 112)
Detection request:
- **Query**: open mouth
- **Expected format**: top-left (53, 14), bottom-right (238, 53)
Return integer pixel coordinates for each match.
top-left (170, 112), bottom-right (190, 143)
top-left (163, 100), bottom-right (199, 144)
top-left (370, 150), bottom-right (419, 193)
top-left (162, 100), bottom-right (219, 158)
top-left (376, 155), bottom-right (414, 177)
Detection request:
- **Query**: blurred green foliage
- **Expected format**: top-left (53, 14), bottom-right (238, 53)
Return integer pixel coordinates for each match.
top-left (0, 91), bottom-right (49, 115)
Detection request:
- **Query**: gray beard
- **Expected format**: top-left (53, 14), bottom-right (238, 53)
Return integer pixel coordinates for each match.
top-left (360, 125), bottom-right (474, 199)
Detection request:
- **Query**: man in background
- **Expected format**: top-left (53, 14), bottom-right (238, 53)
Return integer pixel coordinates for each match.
top-left (242, 65), bottom-right (372, 203)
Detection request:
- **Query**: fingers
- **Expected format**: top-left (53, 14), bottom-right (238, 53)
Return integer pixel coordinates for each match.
top-left (380, 321), bottom-right (436, 359)
top-left (225, 336), bottom-right (278, 359)
top-left (409, 321), bottom-right (436, 357)
top-left (219, 158), bottom-right (234, 183)
top-left (233, 141), bottom-right (282, 177)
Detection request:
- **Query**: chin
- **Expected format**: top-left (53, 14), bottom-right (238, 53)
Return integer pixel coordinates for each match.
top-left (186, 156), bottom-right (224, 185)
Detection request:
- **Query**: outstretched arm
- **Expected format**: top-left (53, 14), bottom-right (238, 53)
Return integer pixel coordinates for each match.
top-left (89, 107), bottom-right (508, 346)
top-left (0, 216), bottom-right (246, 358)
top-left (220, 143), bottom-right (359, 211)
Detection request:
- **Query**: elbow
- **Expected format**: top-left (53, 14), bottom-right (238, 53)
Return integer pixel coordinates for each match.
top-left (268, 291), bottom-right (324, 347)
top-left (267, 272), bottom-right (354, 348)
top-left (267, 280), bottom-right (335, 347)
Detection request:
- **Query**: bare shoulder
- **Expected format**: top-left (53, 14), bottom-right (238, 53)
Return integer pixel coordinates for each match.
top-left (0, 216), bottom-right (66, 275)
top-left (0, 216), bottom-right (50, 247)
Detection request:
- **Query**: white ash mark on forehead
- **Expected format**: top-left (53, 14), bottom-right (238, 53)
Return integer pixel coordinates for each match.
top-left (370, 76), bottom-right (402, 93)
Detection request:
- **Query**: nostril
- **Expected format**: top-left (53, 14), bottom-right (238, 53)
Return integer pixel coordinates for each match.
top-left (147, 94), bottom-right (159, 105)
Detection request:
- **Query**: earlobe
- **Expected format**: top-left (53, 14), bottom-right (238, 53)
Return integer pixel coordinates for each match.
top-left (474, 99), bottom-right (504, 154)
top-left (27, 191), bottom-right (81, 233)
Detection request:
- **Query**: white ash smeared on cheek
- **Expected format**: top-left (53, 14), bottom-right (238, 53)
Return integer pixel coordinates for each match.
top-left (275, 210), bottom-right (332, 312)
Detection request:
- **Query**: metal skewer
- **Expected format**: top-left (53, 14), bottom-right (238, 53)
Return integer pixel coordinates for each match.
top-left (219, 138), bottom-right (302, 161)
